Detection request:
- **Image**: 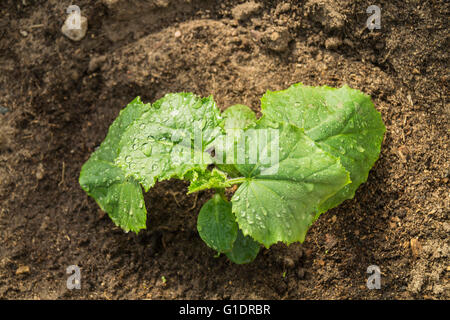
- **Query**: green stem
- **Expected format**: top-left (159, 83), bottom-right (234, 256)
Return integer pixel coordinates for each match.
top-left (214, 188), bottom-right (227, 202)
top-left (226, 177), bottom-right (247, 185)
top-left (214, 187), bottom-right (225, 195)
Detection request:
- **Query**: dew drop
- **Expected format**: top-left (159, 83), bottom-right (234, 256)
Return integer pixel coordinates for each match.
top-left (192, 102), bottom-right (202, 109)
top-left (142, 143), bottom-right (153, 157)
top-left (348, 119), bottom-right (355, 128)
top-left (286, 227), bottom-right (292, 237)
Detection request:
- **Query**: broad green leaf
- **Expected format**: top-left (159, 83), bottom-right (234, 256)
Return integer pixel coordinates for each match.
top-left (260, 84), bottom-right (385, 215)
top-left (80, 163), bottom-right (146, 233)
top-left (92, 97), bottom-right (151, 163)
top-left (115, 93), bottom-right (224, 191)
top-left (225, 229), bottom-right (260, 264)
top-left (197, 194), bottom-right (238, 253)
top-left (79, 97), bottom-right (150, 232)
top-left (80, 93), bottom-right (225, 233)
top-left (188, 168), bottom-right (233, 194)
top-left (231, 122), bottom-right (351, 248)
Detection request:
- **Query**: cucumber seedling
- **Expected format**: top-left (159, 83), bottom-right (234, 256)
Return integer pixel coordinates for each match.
top-left (79, 83), bottom-right (385, 264)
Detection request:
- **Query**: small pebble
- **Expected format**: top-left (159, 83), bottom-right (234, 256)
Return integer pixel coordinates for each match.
top-left (16, 266), bottom-right (30, 275)
top-left (297, 268), bottom-right (305, 279)
top-left (276, 3), bottom-right (291, 14)
top-left (282, 257), bottom-right (296, 269)
top-left (70, 69), bottom-right (81, 81)
top-left (61, 13), bottom-right (88, 41)
top-left (19, 30), bottom-right (28, 37)
top-left (88, 55), bottom-right (106, 73)
top-left (262, 27), bottom-right (291, 52)
top-left (102, 0), bottom-right (119, 8)
top-left (36, 163), bottom-right (45, 180)
top-left (325, 37), bottom-right (342, 50)
top-left (343, 39), bottom-right (354, 48)
top-left (375, 42), bottom-right (385, 50)
top-left (155, 0), bottom-right (169, 7)
top-left (174, 30), bottom-right (181, 38)
top-left (0, 106), bottom-right (10, 115)
top-left (231, 1), bottom-right (262, 21)
top-left (270, 31), bottom-right (280, 42)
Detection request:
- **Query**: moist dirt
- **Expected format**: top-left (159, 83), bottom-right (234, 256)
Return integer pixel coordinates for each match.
top-left (0, 0), bottom-right (448, 299)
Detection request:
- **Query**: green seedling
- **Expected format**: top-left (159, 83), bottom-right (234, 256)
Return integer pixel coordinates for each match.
top-left (79, 83), bottom-right (385, 264)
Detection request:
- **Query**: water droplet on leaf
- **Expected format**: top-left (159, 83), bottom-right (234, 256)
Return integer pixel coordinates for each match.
top-left (142, 143), bottom-right (152, 157)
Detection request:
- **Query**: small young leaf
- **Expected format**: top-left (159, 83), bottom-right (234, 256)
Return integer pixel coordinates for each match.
top-left (222, 104), bottom-right (257, 130)
top-left (197, 194), bottom-right (238, 253)
top-left (187, 168), bottom-right (232, 194)
top-left (260, 84), bottom-right (385, 215)
top-left (225, 229), bottom-right (260, 264)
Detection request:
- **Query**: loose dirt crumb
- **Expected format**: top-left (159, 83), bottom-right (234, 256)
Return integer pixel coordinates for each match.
top-left (325, 37), bottom-right (342, 50)
top-left (262, 27), bottom-right (291, 52)
top-left (16, 266), bottom-right (30, 275)
top-left (231, 1), bottom-right (262, 21)
top-left (35, 163), bottom-right (45, 180)
top-left (410, 238), bottom-right (422, 258)
top-left (305, 0), bottom-right (346, 31)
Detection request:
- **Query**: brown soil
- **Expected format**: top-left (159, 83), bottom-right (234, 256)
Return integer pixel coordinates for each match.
top-left (0, 0), bottom-right (448, 299)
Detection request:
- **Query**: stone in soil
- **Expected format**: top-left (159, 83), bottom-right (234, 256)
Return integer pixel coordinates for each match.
top-left (61, 13), bottom-right (88, 41)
